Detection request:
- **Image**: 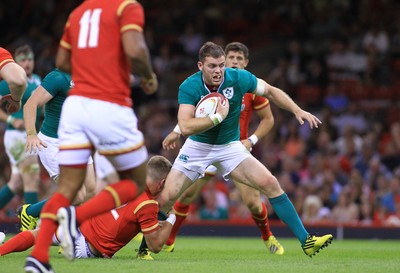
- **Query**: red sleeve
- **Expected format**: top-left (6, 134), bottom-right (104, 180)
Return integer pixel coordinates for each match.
top-left (135, 200), bottom-right (160, 234)
top-left (118, 1), bottom-right (145, 33)
top-left (0, 48), bottom-right (15, 70)
top-left (59, 17), bottom-right (72, 50)
top-left (253, 95), bottom-right (270, 111)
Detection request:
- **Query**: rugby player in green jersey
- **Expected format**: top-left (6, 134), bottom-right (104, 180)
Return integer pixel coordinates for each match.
top-left (158, 41), bottom-right (332, 257)
top-left (19, 69), bottom-right (96, 231)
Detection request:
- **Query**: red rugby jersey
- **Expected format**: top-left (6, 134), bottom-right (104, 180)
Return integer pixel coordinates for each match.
top-left (0, 47), bottom-right (15, 73)
top-left (239, 93), bottom-right (270, 140)
top-left (80, 191), bottom-right (159, 258)
top-left (59, 0), bottom-right (145, 107)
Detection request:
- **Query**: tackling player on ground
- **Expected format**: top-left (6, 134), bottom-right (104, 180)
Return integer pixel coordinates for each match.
top-left (1, 156), bottom-right (175, 259)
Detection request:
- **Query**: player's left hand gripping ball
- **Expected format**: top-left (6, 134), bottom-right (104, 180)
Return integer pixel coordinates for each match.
top-left (0, 94), bottom-right (21, 114)
top-left (141, 73), bottom-right (158, 95)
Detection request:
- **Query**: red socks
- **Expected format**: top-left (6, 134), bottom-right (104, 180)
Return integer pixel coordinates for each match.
top-left (76, 179), bottom-right (138, 224)
top-left (31, 193), bottom-right (70, 263)
top-left (0, 231), bottom-right (35, 256)
top-left (166, 201), bottom-right (190, 246)
top-left (251, 203), bottom-right (272, 240)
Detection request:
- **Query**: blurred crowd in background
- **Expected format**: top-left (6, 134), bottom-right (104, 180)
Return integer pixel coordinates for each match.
top-left (0, 0), bottom-right (399, 227)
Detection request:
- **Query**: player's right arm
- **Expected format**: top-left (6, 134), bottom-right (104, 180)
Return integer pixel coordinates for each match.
top-left (143, 214), bottom-right (176, 253)
top-left (23, 86), bottom-right (52, 153)
top-left (177, 98), bottom-right (229, 136)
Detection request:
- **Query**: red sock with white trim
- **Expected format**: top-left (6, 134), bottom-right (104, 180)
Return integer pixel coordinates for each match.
top-left (251, 203), bottom-right (272, 240)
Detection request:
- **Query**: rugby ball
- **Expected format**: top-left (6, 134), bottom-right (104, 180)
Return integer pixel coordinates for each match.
top-left (194, 93), bottom-right (227, 118)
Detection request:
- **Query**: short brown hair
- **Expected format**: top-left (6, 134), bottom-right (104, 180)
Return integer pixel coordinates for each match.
top-left (147, 155), bottom-right (172, 181)
top-left (198, 41), bottom-right (225, 62)
top-left (14, 44), bottom-right (34, 58)
top-left (224, 42), bottom-right (249, 59)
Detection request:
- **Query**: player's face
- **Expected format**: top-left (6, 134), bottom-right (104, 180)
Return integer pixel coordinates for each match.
top-left (226, 51), bottom-right (248, 69)
top-left (198, 56), bottom-right (225, 86)
top-left (15, 54), bottom-right (34, 77)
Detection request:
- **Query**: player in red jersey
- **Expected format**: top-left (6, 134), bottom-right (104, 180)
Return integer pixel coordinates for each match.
top-left (0, 47), bottom-right (27, 113)
top-left (2, 156), bottom-right (175, 258)
top-left (137, 42), bottom-right (284, 258)
top-left (25, 1), bottom-right (158, 272)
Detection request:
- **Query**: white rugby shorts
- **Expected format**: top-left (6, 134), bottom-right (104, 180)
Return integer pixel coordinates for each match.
top-left (172, 138), bottom-right (251, 182)
top-left (37, 132), bottom-right (93, 181)
top-left (58, 96), bottom-right (148, 171)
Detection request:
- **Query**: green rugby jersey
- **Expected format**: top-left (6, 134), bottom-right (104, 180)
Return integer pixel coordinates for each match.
top-left (39, 69), bottom-right (72, 138)
top-left (178, 67), bottom-right (257, 145)
top-left (0, 73), bottom-right (41, 130)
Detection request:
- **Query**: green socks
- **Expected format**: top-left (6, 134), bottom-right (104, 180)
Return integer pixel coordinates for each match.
top-left (0, 185), bottom-right (15, 209)
top-left (269, 193), bottom-right (308, 245)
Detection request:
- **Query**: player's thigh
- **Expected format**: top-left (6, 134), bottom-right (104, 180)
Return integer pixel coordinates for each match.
top-left (179, 175), bottom-right (211, 203)
top-left (160, 168), bottom-right (193, 211)
top-left (4, 130), bottom-right (30, 166)
top-left (230, 156), bottom-right (283, 197)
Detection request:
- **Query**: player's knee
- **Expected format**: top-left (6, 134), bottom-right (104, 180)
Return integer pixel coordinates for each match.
top-left (258, 175), bottom-right (282, 196)
top-left (21, 163), bottom-right (40, 175)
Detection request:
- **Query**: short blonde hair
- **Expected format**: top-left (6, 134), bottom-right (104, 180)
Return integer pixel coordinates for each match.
top-left (147, 155), bottom-right (172, 181)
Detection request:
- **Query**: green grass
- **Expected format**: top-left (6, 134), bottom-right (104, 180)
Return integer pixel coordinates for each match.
top-left (2, 236), bottom-right (400, 273)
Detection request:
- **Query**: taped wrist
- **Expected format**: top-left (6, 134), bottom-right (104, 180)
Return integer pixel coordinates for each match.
top-left (209, 113), bottom-right (223, 126)
top-left (173, 124), bottom-right (181, 134)
top-left (6, 115), bottom-right (15, 125)
top-left (166, 214), bottom-right (176, 225)
top-left (248, 134), bottom-right (258, 146)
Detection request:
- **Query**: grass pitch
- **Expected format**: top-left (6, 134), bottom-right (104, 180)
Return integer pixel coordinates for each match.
top-left (2, 236), bottom-right (400, 273)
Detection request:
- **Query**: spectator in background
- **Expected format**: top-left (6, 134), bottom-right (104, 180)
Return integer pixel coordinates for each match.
top-left (362, 25), bottom-right (389, 56)
top-left (199, 179), bottom-right (229, 220)
top-left (331, 187), bottom-right (360, 224)
top-left (304, 57), bottom-right (329, 88)
top-left (178, 23), bottom-right (205, 58)
top-left (323, 81), bottom-right (349, 113)
top-left (301, 194), bottom-right (331, 224)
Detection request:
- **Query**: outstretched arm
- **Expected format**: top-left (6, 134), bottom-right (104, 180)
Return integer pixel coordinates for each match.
top-left (254, 78), bottom-right (321, 129)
